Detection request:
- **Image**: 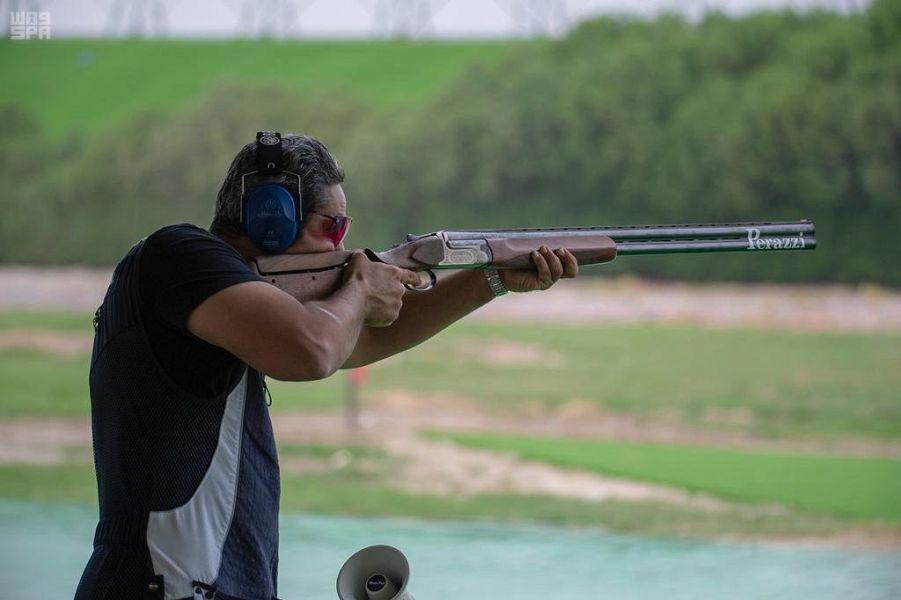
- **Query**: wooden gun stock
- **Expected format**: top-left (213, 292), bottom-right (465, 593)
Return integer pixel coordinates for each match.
top-left (252, 250), bottom-right (351, 302)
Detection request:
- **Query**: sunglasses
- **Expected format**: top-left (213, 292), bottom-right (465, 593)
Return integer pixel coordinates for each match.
top-left (309, 211), bottom-right (352, 246)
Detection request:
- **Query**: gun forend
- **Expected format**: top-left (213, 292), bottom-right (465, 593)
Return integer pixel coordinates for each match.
top-left (484, 234), bottom-right (617, 268)
top-left (377, 230), bottom-right (618, 269)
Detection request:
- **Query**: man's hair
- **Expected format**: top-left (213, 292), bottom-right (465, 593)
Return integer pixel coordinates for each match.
top-left (210, 134), bottom-right (345, 236)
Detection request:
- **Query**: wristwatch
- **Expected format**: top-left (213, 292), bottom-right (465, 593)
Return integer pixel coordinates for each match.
top-left (484, 269), bottom-right (508, 297)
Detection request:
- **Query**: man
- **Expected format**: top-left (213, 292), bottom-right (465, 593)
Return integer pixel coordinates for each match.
top-left (75, 133), bottom-right (578, 600)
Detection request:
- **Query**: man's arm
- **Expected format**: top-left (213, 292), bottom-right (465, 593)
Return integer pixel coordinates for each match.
top-left (341, 269), bottom-right (491, 369)
top-left (187, 280), bottom-right (365, 381)
top-left (188, 251), bottom-right (420, 381)
top-left (342, 246), bottom-right (578, 368)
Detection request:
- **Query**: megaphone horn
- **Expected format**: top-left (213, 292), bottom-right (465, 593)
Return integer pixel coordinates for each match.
top-left (336, 545), bottom-right (414, 600)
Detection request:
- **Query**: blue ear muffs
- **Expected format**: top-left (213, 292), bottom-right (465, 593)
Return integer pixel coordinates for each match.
top-left (243, 184), bottom-right (298, 253)
top-left (240, 131), bottom-right (303, 253)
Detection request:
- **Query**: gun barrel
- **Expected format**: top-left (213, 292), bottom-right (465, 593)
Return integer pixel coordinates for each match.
top-left (615, 236), bottom-right (815, 255)
top-left (429, 220), bottom-right (816, 255)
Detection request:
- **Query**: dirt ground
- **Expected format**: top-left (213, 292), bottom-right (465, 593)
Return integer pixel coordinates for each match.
top-left (0, 413), bottom-right (732, 510)
top-left (2, 265), bottom-right (900, 331)
top-left (2, 266), bottom-right (900, 547)
top-left (0, 330), bottom-right (93, 355)
top-left (3, 395), bottom-right (899, 547)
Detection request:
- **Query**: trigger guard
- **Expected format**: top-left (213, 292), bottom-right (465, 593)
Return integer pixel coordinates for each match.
top-left (404, 269), bottom-right (437, 292)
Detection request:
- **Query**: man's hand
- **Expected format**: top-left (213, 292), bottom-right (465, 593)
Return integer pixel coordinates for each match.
top-left (499, 246), bottom-right (579, 293)
top-left (186, 251), bottom-right (420, 381)
top-left (343, 250), bottom-right (421, 326)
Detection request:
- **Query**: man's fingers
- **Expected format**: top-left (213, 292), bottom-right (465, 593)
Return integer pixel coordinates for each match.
top-left (531, 248), bottom-right (552, 288)
top-left (543, 246), bottom-right (564, 280)
top-left (398, 268), bottom-right (424, 288)
top-left (558, 248), bottom-right (579, 278)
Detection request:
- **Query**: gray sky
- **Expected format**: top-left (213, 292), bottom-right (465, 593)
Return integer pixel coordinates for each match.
top-left (20, 0), bottom-right (862, 39)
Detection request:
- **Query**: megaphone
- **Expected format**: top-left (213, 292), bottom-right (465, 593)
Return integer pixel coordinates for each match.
top-left (336, 545), bottom-right (414, 600)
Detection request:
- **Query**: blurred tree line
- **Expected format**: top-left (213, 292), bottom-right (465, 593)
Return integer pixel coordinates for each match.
top-left (1, 0), bottom-right (899, 284)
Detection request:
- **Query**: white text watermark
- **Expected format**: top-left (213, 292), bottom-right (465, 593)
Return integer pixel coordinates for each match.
top-left (10, 11), bottom-right (51, 40)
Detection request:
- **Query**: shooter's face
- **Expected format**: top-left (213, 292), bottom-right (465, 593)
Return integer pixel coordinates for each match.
top-left (288, 184), bottom-right (349, 253)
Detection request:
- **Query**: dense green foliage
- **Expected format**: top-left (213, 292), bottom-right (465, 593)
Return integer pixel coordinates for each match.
top-left (1, 2), bottom-right (899, 284)
top-left (0, 40), bottom-right (514, 138)
top-left (4, 312), bottom-right (900, 441)
top-left (436, 432), bottom-right (901, 520)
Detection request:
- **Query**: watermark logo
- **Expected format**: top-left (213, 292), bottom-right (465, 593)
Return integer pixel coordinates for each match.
top-left (746, 228), bottom-right (806, 250)
top-left (10, 11), bottom-right (51, 40)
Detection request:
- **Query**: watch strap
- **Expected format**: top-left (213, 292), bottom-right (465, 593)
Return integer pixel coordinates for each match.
top-left (484, 269), bottom-right (508, 297)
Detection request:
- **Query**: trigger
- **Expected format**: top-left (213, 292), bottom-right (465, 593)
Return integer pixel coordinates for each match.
top-left (404, 269), bottom-right (437, 292)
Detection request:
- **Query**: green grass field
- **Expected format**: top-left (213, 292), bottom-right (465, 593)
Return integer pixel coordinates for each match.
top-left (0, 39), bottom-right (514, 137)
top-left (0, 455), bottom-right (857, 539)
top-left (0, 310), bottom-right (94, 332)
top-left (2, 309), bottom-right (899, 537)
top-left (371, 322), bottom-right (901, 439)
top-left (433, 432), bottom-right (901, 521)
top-left (0, 349), bottom-right (90, 418)
top-left (2, 312), bottom-right (899, 440)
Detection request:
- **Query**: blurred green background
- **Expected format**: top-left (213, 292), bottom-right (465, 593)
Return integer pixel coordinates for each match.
top-left (2, 0), bottom-right (899, 284)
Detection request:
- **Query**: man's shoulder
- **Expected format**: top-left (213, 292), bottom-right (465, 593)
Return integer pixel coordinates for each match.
top-left (145, 223), bottom-right (223, 251)
top-left (140, 222), bottom-right (244, 263)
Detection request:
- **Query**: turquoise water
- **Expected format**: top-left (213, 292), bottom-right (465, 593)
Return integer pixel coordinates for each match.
top-left (1, 500), bottom-right (900, 599)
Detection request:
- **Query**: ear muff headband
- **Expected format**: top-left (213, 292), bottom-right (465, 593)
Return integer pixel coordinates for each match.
top-left (240, 131), bottom-right (303, 253)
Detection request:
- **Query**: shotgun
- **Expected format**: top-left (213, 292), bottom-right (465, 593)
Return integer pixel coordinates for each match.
top-left (252, 220), bottom-right (816, 299)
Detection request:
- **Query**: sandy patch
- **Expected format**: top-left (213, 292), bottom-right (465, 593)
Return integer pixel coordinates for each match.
top-left (366, 389), bottom-right (483, 415)
top-left (0, 330), bottom-right (93, 356)
top-left (451, 337), bottom-right (565, 368)
top-left (2, 410), bottom-right (898, 548)
top-left (0, 418), bottom-right (91, 464)
top-left (554, 399), bottom-right (609, 423)
top-left (0, 266), bottom-right (110, 311)
top-left (3, 266), bottom-right (900, 332)
top-left (382, 432), bottom-right (734, 511)
top-left (701, 407), bottom-right (758, 428)
top-left (268, 410), bottom-right (735, 510)
top-left (758, 530), bottom-right (901, 551)
top-left (275, 389), bottom-right (901, 459)
top-left (471, 277), bottom-right (901, 332)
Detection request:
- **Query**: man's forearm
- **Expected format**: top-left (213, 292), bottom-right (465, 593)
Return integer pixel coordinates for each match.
top-left (343, 269), bottom-right (495, 368)
top-left (302, 279), bottom-right (368, 376)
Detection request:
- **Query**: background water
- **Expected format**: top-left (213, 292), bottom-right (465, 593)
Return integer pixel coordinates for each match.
top-left (1, 500), bottom-right (899, 600)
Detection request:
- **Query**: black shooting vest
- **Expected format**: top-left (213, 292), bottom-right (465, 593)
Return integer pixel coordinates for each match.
top-left (74, 239), bottom-right (281, 600)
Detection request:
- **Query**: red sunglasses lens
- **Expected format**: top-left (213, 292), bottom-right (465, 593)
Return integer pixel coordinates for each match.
top-left (324, 216), bottom-right (350, 244)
